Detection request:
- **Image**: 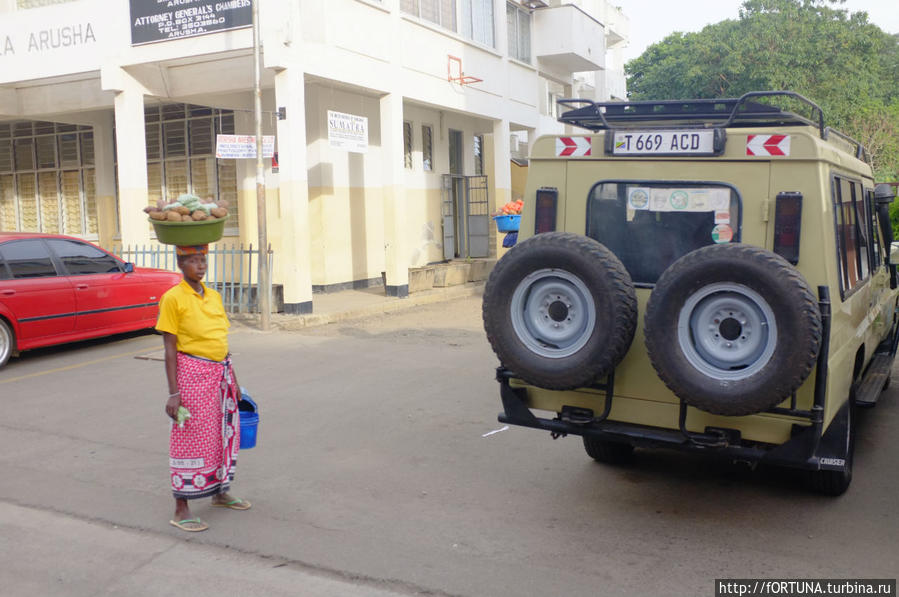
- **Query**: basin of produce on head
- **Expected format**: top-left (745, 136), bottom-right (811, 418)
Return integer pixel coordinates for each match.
top-left (151, 216), bottom-right (228, 245)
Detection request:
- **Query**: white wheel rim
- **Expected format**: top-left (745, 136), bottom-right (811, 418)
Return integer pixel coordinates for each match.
top-left (510, 268), bottom-right (597, 359)
top-left (677, 282), bottom-right (777, 380)
top-left (0, 323), bottom-right (11, 364)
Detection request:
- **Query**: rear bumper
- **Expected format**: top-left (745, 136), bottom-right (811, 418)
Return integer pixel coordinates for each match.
top-left (497, 374), bottom-right (850, 472)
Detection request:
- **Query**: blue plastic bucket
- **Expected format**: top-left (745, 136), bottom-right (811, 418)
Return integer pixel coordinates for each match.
top-left (238, 388), bottom-right (259, 449)
top-left (494, 214), bottom-right (520, 232)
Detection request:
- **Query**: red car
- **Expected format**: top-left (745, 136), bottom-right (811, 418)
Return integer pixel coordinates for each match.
top-left (0, 232), bottom-right (181, 368)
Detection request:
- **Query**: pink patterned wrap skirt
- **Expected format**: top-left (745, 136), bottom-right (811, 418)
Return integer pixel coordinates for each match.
top-left (169, 352), bottom-right (240, 499)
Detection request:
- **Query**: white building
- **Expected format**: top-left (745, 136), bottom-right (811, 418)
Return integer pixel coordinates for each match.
top-left (0, 0), bottom-right (628, 313)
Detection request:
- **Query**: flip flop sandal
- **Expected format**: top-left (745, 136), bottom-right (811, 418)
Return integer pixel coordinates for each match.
top-left (169, 518), bottom-right (209, 532)
top-left (211, 498), bottom-right (252, 510)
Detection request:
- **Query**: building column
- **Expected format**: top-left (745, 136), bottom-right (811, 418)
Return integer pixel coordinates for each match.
top-left (89, 112), bottom-right (117, 250)
top-left (491, 118), bottom-right (511, 257)
top-left (111, 72), bottom-right (150, 247)
top-left (380, 92), bottom-right (409, 297)
top-left (233, 109), bottom-right (259, 247)
top-left (274, 66), bottom-right (313, 314)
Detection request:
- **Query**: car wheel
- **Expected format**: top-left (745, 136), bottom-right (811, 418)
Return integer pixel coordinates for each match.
top-left (0, 319), bottom-right (13, 369)
top-left (644, 244), bottom-right (822, 416)
top-left (583, 436), bottom-right (634, 464)
top-left (483, 232), bottom-right (637, 390)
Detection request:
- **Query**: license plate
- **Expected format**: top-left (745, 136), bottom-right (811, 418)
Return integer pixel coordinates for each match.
top-left (611, 130), bottom-right (717, 156)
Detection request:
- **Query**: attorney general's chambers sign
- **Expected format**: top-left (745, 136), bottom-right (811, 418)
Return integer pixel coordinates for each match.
top-left (130, 0), bottom-right (252, 45)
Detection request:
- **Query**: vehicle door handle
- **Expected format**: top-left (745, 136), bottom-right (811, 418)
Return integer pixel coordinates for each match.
top-left (0, 289), bottom-right (13, 296)
top-left (76, 284), bottom-right (89, 290)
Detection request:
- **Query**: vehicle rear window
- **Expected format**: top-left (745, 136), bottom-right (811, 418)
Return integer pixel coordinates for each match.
top-left (587, 182), bottom-right (741, 285)
top-left (46, 239), bottom-right (121, 275)
top-left (0, 239), bottom-right (58, 278)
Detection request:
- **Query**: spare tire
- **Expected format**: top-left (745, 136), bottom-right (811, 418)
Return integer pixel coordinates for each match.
top-left (483, 232), bottom-right (637, 390)
top-left (644, 243), bottom-right (822, 416)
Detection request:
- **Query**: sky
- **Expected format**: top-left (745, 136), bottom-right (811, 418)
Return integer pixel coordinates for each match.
top-left (619, 0), bottom-right (899, 62)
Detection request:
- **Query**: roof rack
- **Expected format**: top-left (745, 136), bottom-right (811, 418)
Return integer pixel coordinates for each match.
top-left (823, 127), bottom-right (869, 162)
top-left (558, 91), bottom-right (826, 137)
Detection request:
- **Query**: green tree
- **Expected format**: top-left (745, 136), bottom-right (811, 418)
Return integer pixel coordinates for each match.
top-left (625, 0), bottom-right (899, 180)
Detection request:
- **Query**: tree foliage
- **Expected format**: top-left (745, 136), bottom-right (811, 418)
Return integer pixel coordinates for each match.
top-left (625, 0), bottom-right (899, 180)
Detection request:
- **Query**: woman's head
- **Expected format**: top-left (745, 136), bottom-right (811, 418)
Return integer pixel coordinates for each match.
top-left (176, 245), bottom-right (208, 282)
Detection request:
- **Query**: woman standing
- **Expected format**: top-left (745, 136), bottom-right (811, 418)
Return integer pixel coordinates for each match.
top-left (157, 244), bottom-right (251, 532)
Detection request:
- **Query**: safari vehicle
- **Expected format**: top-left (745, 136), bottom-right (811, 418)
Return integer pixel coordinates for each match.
top-left (482, 91), bottom-right (898, 495)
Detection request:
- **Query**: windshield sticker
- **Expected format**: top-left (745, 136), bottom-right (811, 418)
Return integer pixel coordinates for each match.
top-left (669, 190), bottom-right (689, 210)
top-left (640, 188), bottom-right (730, 212)
top-left (715, 210), bottom-right (731, 224)
top-left (711, 224), bottom-right (734, 244)
top-left (627, 187), bottom-right (651, 210)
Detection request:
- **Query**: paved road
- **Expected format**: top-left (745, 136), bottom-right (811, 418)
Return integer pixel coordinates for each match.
top-left (1, 294), bottom-right (897, 597)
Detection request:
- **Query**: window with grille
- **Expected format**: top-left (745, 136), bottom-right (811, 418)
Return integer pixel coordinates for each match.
top-left (506, 2), bottom-right (531, 62)
top-left (462, 0), bottom-right (494, 47)
top-left (473, 135), bottom-right (484, 176)
top-left (0, 121), bottom-right (97, 236)
top-left (140, 104), bottom-right (238, 230)
top-left (401, 0), bottom-right (457, 32)
top-left (403, 121), bottom-right (414, 170)
top-left (422, 125), bottom-right (433, 171)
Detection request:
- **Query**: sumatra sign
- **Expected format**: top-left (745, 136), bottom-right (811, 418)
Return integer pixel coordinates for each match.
top-left (327, 111), bottom-right (369, 154)
top-left (129, 0), bottom-right (252, 45)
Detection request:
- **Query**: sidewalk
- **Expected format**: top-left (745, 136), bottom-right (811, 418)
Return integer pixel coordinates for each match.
top-left (0, 502), bottom-right (416, 597)
top-left (233, 282), bottom-right (485, 331)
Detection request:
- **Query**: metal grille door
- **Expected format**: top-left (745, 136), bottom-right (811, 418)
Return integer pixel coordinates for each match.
top-left (466, 175), bottom-right (489, 257)
top-left (442, 174), bottom-right (456, 260)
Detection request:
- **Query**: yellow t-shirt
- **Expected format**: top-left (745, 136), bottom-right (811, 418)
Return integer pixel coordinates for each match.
top-left (156, 280), bottom-right (230, 362)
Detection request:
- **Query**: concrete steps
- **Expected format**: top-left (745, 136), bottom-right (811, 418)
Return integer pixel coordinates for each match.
top-left (410, 258), bottom-right (497, 293)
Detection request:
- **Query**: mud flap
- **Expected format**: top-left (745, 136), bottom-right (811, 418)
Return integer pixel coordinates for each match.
top-left (811, 400), bottom-right (852, 472)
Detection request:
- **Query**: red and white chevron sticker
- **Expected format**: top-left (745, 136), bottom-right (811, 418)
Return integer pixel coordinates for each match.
top-left (556, 136), bottom-right (592, 157)
top-left (746, 134), bottom-right (791, 156)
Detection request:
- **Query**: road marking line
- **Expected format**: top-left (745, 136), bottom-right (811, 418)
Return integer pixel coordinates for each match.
top-left (0, 346), bottom-right (157, 385)
top-left (482, 426), bottom-right (509, 438)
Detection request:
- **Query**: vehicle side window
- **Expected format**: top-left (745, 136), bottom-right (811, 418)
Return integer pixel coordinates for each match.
top-left (0, 256), bottom-right (10, 280)
top-left (46, 239), bottom-right (122, 275)
top-left (0, 239), bottom-right (58, 278)
top-left (851, 184), bottom-right (870, 280)
top-left (833, 176), bottom-right (871, 294)
top-left (867, 189), bottom-right (882, 269)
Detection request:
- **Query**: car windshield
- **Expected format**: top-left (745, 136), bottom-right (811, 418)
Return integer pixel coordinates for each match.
top-left (587, 182), bottom-right (741, 286)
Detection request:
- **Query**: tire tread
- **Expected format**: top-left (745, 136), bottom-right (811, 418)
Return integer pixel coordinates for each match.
top-left (645, 244), bottom-right (822, 416)
top-left (483, 232), bottom-right (637, 390)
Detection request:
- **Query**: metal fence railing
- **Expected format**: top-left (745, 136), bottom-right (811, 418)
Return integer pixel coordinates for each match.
top-left (113, 243), bottom-right (273, 314)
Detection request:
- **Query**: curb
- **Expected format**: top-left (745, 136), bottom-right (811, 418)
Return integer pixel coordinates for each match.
top-left (233, 282), bottom-right (484, 331)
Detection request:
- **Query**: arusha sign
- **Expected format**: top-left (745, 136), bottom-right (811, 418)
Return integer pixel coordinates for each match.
top-left (129, 0), bottom-right (252, 46)
top-left (0, 0), bottom-right (123, 86)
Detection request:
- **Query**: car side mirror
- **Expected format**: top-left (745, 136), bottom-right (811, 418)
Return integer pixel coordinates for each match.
top-left (123, 262), bottom-right (135, 273)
